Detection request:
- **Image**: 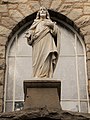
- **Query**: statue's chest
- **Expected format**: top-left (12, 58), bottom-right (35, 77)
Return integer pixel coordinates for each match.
top-left (36, 21), bottom-right (46, 32)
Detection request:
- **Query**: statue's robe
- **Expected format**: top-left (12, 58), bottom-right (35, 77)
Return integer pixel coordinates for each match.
top-left (26, 18), bottom-right (60, 78)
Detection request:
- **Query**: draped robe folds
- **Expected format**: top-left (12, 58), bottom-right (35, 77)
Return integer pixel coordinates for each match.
top-left (26, 19), bottom-right (60, 78)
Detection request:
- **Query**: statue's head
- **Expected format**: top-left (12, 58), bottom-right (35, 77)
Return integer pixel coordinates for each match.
top-left (36, 6), bottom-right (50, 19)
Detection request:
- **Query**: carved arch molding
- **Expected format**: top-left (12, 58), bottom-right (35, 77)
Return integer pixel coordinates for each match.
top-left (7, 9), bottom-right (83, 44)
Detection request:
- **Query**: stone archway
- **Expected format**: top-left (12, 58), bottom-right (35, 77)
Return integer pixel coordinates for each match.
top-left (3, 9), bottom-right (89, 113)
top-left (7, 9), bottom-right (83, 42)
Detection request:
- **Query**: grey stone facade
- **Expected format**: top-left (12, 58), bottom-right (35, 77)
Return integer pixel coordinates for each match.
top-left (0, 0), bottom-right (90, 112)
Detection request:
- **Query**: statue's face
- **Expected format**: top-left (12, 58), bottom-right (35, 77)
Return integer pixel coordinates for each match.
top-left (39, 7), bottom-right (47, 18)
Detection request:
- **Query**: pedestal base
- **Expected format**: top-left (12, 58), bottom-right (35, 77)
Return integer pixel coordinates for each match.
top-left (23, 79), bottom-right (61, 111)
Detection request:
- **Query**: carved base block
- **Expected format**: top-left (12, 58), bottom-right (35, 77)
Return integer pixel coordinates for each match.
top-left (23, 79), bottom-right (61, 112)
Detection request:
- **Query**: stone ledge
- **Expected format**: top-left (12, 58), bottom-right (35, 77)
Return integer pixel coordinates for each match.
top-left (24, 79), bottom-right (61, 96)
top-left (0, 108), bottom-right (90, 120)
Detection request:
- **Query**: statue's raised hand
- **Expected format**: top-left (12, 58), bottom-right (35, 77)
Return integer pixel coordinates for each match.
top-left (45, 21), bottom-right (54, 29)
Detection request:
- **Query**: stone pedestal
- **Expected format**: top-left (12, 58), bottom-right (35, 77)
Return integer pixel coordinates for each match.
top-left (23, 79), bottom-right (61, 111)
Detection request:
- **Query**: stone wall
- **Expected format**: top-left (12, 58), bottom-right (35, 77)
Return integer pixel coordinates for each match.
top-left (0, 0), bottom-right (90, 112)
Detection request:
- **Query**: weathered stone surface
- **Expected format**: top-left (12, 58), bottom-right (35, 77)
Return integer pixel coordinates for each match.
top-left (65, 0), bottom-right (87, 2)
top-left (0, 104), bottom-right (2, 113)
top-left (0, 36), bottom-right (7, 46)
top-left (0, 99), bottom-right (3, 113)
top-left (0, 108), bottom-right (90, 120)
top-left (50, 0), bottom-right (62, 10)
top-left (1, 12), bottom-right (9, 17)
top-left (84, 6), bottom-right (90, 14)
top-left (87, 52), bottom-right (90, 61)
top-left (0, 0), bottom-right (90, 116)
top-left (29, 0), bottom-right (40, 11)
top-left (0, 86), bottom-right (3, 99)
top-left (73, 3), bottom-right (83, 8)
top-left (25, 88), bottom-right (61, 111)
top-left (0, 99), bottom-right (2, 106)
top-left (0, 59), bottom-right (5, 70)
top-left (0, 14), bottom-right (1, 22)
top-left (59, 3), bottom-right (73, 15)
top-left (0, 70), bottom-right (4, 85)
top-left (88, 80), bottom-right (90, 95)
top-left (0, 46), bottom-right (5, 58)
top-left (0, 5), bottom-right (8, 13)
top-left (24, 80), bottom-right (61, 111)
top-left (0, 26), bottom-right (11, 37)
top-left (40, 0), bottom-right (52, 8)
top-left (8, 4), bottom-right (18, 9)
top-left (18, 4), bottom-right (33, 16)
top-left (80, 25), bottom-right (90, 35)
top-left (84, 35), bottom-right (90, 44)
top-left (3, 0), bottom-right (28, 3)
top-left (9, 10), bottom-right (24, 22)
top-left (87, 60), bottom-right (90, 79)
top-left (28, 1), bottom-right (40, 11)
top-left (1, 17), bottom-right (17, 29)
top-left (1, 0), bottom-right (8, 3)
top-left (75, 15), bottom-right (90, 28)
top-left (0, 99), bottom-right (3, 112)
top-left (86, 44), bottom-right (90, 52)
top-left (84, 3), bottom-right (90, 6)
top-left (67, 8), bottom-right (83, 20)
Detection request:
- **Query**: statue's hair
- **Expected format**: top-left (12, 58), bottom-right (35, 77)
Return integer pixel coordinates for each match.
top-left (36, 7), bottom-right (50, 19)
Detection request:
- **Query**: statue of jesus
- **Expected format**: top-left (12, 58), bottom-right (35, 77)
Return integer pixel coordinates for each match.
top-left (25, 6), bottom-right (60, 78)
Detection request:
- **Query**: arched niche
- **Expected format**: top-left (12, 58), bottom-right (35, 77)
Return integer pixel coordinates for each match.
top-left (4, 10), bottom-right (89, 113)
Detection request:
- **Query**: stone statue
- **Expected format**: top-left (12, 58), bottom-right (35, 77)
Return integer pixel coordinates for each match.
top-left (25, 6), bottom-right (60, 78)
